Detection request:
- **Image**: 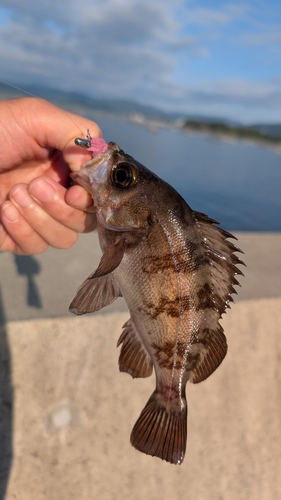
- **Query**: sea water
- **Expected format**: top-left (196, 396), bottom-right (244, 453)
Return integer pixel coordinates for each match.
top-left (95, 115), bottom-right (281, 232)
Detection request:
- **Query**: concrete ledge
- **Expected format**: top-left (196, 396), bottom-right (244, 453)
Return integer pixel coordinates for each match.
top-left (1, 232), bottom-right (281, 323)
top-left (1, 297), bottom-right (281, 499)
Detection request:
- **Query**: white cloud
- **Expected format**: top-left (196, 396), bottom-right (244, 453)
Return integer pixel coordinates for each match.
top-left (188, 79), bottom-right (281, 107)
top-left (0, 0), bottom-right (191, 97)
top-left (241, 31), bottom-right (281, 47)
top-left (185, 8), bottom-right (231, 26)
top-left (0, 0), bottom-right (281, 122)
top-left (183, 3), bottom-right (251, 26)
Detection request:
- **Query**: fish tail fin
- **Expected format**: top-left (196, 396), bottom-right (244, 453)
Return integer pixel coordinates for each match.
top-left (130, 391), bottom-right (187, 465)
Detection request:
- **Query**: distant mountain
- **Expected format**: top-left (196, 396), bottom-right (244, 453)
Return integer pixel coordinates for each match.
top-left (0, 81), bottom-right (238, 123)
top-left (1, 82), bottom-right (281, 141)
top-left (250, 123), bottom-right (281, 137)
top-left (183, 119), bottom-right (281, 145)
top-left (0, 82), bottom-right (172, 120)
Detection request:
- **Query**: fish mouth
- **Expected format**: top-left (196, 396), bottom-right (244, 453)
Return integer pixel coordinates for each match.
top-left (70, 171), bottom-right (92, 193)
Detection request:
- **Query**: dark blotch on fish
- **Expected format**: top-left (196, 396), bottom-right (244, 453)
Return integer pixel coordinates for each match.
top-left (69, 141), bottom-right (245, 465)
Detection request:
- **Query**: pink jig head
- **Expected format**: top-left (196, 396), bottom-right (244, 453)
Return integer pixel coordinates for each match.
top-left (74, 129), bottom-right (108, 157)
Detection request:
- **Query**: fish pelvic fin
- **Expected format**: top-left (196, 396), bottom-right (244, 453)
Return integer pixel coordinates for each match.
top-left (117, 319), bottom-right (153, 378)
top-left (69, 273), bottom-right (121, 315)
top-left (130, 391), bottom-right (187, 465)
top-left (189, 323), bottom-right (228, 384)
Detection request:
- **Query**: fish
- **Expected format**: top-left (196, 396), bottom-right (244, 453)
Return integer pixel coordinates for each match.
top-left (69, 138), bottom-right (244, 464)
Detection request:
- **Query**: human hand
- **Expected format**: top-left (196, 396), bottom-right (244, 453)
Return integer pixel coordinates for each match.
top-left (0, 97), bottom-right (101, 254)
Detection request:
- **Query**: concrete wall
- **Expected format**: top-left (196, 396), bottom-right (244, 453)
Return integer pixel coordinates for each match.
top-left (1, 297), bottom-right (281, 500)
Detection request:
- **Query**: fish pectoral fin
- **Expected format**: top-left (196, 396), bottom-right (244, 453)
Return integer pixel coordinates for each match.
top-left (91, 237), bottom-right (125, 278)
top-left (117, 319), bottom-right (153, 378)
top-left (189, 324), bottom-right (228, 384)
top-left (69, 273), bottom-right (122, 315)
top-left (130, 390), bottom-right (187, 465)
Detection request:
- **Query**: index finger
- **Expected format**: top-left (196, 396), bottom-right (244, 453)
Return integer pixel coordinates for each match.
top-left (17, 98), bottom-right (102, 171)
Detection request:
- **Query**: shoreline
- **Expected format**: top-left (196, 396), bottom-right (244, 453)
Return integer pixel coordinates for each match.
top-left (1, 90), bottom-right (280, 154)
top-left (127, 113), bottom-right (281, 154)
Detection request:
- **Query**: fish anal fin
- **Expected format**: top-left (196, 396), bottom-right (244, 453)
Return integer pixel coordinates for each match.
top-left (130, 391), bottom-right (187, 464)
top-left (117, 319), bottom-right (153, 378)
top-left (69, 273), bottom-right (121, 315)
top-left (91, 237), bottom-right (125, 277)
top-left (190, 324), bottom-right (228, 384)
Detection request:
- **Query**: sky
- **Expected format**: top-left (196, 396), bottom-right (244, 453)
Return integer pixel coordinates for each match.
top-left (0, 0), bottom-right (281, 124)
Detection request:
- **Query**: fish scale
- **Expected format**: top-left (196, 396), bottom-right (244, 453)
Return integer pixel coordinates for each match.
top-left (70, 139), bottom-right (244, 464)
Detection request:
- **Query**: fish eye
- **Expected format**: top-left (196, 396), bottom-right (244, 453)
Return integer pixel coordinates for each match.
top-left (111, 162), bottom-right (139, 188)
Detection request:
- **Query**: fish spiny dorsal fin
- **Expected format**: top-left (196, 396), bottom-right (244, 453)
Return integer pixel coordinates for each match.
top-left (193, 211), bottom-right (245, 315)
top-left (117, 319), bottom-right (153, 378)
top-left (185, 211), bottom-right (245, 384)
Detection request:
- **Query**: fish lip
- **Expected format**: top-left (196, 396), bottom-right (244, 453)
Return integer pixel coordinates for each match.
top-left (70, 142), bottom-right (122, 192)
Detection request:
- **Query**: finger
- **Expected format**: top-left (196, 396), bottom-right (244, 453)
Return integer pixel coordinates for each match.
top-left (8, 184), bottom-right (79, 249)
top-left (28, 177), bottom-right (97, 232)
top-left (0, 221), bottom-right (15, 253)
top-left (19, 98), bottom-right (102, 171)
top-left (65, 184), bottom-right (96, 213)
top-left (1, 201), bottom-right (48, 254)
top-left (0, 98), bottom-right (102, 177)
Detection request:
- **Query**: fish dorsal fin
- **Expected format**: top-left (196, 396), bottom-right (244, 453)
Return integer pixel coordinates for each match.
top-left (184, 211), bottom-right (245, 383)
top-left (117, 319), bottom-right (153, 378)
top-left (193, 211), bottom-right (245, 315)
top-left (69, 273), bottom-right (122, 315)
top-left (91, 237), bottom-right (125, 278)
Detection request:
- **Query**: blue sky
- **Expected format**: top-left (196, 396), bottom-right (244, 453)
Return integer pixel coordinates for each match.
top-left (0, 0), bottom-right (281, 123)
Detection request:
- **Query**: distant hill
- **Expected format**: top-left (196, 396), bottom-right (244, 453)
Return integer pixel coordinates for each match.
top-left (0, 82), bottom-right (238, 123)
top-left (183, 120), bottom-right (281, 145)
top-left (0, 82), bottom-right (172, 120)
top-left (1, 82), bottom-right (281, 144)
top-left (250, 123), bottom-right (281, 137)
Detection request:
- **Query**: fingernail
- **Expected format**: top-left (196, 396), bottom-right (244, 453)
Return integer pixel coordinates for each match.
top-left (1, 201), bottom-right (20, 222)
top-left (29, 179), bottom-right (56, 202)
top-left (11, 186), bottom-right (32, 207)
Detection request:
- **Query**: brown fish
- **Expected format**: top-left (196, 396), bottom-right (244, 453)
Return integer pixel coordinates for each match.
top-left (70, 140), bottom-right (244, 464)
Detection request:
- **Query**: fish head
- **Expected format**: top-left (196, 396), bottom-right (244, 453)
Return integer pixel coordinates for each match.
top-left (71, 142), bottom-right (157, 231)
